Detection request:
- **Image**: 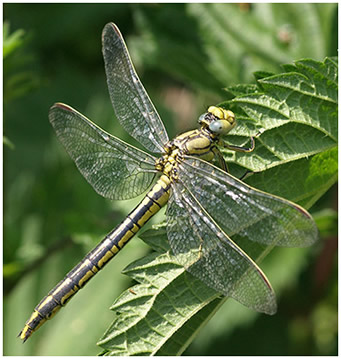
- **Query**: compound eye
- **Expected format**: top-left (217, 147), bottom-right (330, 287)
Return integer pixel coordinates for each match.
top-left (209, 120), bottom-right (227, 134)
top-left (209, 119), bottom-right (235, 135)
top-left (198, 113), bottom-right (206, 124)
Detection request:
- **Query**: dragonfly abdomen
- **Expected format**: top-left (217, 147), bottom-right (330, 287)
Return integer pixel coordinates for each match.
top-left (19, 175), bottom-right (171, 342)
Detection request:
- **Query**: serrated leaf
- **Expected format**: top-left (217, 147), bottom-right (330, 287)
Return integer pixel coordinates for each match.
top-left (246, 147), bottom-right (338, 208)
top-left (98, 231), bottom-right (223, 356)
top-left (253, 71), bottom-right (276, 81)
top-left (98, 57), bottom-right (336, 356)
top-left (221, 57), bottom-right (337, 203)
top-left (224, 84), bottom-right (259, 97)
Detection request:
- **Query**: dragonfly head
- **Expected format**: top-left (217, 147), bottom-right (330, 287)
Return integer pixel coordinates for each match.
top-left (199, 106), bottom-right (236, 136)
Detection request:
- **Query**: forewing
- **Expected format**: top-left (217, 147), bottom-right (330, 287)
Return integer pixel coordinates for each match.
top-left (102, 23), bottom-right (169, 153)
top-left (178, 157), bottom-right (318, 248)
top-left (49, 103), bottom-right (157, 200)
top-left (167, 182), bottom-right (277, 315)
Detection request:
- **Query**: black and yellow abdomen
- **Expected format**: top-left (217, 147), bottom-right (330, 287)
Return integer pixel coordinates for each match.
top-left (19, 175), bottom-right (171, 342)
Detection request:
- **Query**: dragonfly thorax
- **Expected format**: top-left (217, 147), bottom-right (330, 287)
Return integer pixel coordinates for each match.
top-left (155, 146), bottom-right (183, 180)
top-left (156, 106), bottom-right (236, 181)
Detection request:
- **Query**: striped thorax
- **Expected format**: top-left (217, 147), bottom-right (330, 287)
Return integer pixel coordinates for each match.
top-left (156, 106), bottom-right (237, 176)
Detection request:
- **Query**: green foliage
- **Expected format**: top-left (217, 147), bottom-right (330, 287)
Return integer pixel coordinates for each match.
top-left (3, 22), bottom-right (40, 105)
top-left (98, 227), bottom-right (223, 356)
top-left (3, 21), bottom-right (26, 58)
top-left (4, 3), bottom-right (337, 356)
top-left (98, 57), bottom-right (337, 356)
top-left (224, 57), bottom-right (338, 208)
top-left (3, 21), bottom-right (41, 150)
top-left (129, 3), bottom-right (337, 93)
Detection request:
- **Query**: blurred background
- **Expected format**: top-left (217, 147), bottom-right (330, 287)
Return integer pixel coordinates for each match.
top-left (3, 3), bottom-right (337, 356)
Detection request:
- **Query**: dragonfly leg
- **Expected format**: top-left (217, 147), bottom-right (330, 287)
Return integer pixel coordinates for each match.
top-left (223, 136), bottom-right (255, 153)
top-left (239, 170), bottom-right (254, 181)
top-left (218, 129), bottom-right (263, 179)
top-left (213, 146), bottom-right (254, 180)
top-left (213, 147), bottom-right (229, 173)
top-left (221, 129), bottom-right (263, 153)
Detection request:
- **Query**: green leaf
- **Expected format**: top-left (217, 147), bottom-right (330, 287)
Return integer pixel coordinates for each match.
top-left (98, 57), bottom-right (337, 355)
top-left (3, 22), bottom-right (26, 59)
top-left (313, 208), bottom-right (338, 238)
top-left (221, 57), bottom-right (337, 206)
top-left (245, 147), bottom-right (337, 209)
top-left (98, 228), bottom-right (224, 356)
top-left (3, 22), bottom-right (40, 105)
top-left (130, 3), bottom-right (337, 92)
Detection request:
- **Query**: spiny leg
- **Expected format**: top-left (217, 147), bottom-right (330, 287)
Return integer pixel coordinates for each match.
top-left (218, 129), bottom-right (263, 179)
top-left (222, 129), bottom-right (263, 153)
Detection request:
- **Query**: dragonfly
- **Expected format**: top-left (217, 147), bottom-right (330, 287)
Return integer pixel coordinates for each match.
top-left (19, 23), bottom-right (318, 342)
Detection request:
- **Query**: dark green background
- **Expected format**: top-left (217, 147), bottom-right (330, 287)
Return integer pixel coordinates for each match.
top-left (4, 3), bottom-right (337, 356)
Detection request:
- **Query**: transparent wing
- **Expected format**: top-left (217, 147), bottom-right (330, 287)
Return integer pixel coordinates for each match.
top-left (178, 156), bottom-right (318, 248)
top-left (49, 103), bottom-right (157, 200)
top-left (102, 22), bottom-right (169, 153)
top-left (167, 181), bottom-right (277, 314)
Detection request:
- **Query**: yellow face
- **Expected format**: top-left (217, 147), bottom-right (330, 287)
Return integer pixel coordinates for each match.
top-left (199, 106), bottom-right (236, 136)
top-left (207, 106), bottom-right (236, 135)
